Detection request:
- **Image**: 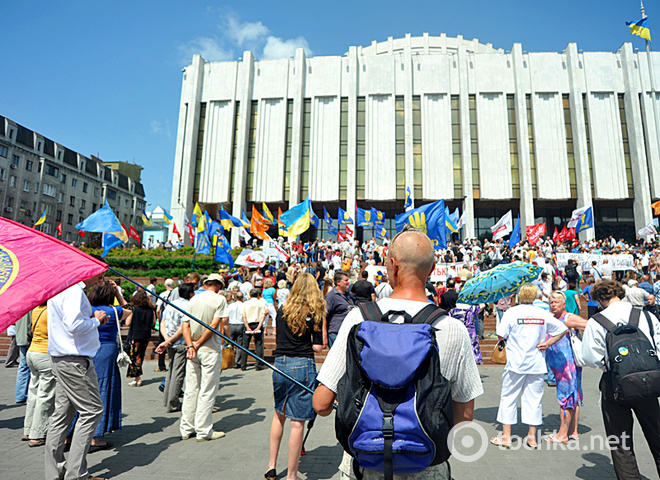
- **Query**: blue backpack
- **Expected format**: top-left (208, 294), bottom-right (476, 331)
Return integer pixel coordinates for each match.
top-left (335, 303), bottom-right (454, 480)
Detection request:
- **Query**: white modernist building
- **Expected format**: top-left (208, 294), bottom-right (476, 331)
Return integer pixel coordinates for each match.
top-left (170, 33), bottom-right (660, 244)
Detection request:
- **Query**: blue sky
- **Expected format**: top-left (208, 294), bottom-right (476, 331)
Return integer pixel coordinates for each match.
top-left (1, 1), bottom-right (654, 212)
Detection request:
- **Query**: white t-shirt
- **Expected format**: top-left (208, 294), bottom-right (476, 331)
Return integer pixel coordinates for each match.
top-left (227, 301), bottom-right (244, 325)
top-left (496, 304), bottom-right (567, 375)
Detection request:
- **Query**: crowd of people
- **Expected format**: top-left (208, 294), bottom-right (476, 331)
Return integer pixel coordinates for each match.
top-left (6, 231), bottom-right (660, 480)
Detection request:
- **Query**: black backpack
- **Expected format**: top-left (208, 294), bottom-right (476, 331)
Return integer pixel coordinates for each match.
top-left (565, 262), bottom-right (578, 281)
top-left (335, 303), bottom-right (454, 480)
top-left (593, 308), bottom-right (660, 402)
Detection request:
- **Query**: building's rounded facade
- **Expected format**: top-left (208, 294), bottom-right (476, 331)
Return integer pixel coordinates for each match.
top-left (171, 33), bottom-right (660, 243)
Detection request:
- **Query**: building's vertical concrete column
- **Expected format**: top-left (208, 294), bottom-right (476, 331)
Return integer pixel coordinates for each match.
top-left (230, 51), bottom-right (254, 246)
top-left (564, 43), bottom-right (595, 241)
top-left (171, 54), bottom-right (205, 245)
top-left (511, 44), bottom-right (534, 237)
top-left (288, 48), bottom-right (306, 208)
top-left (457, 45), bottom-right (475, 238)
top-left (403, 34), bottom-right (415, 207)
top-left (346, 46), bottom-right (358, 234)
top-left (620, 43), bottom-right (653, 236)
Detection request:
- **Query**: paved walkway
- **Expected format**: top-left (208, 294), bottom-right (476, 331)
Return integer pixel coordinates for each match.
top-left (1, 359), bottom-right (658, 479)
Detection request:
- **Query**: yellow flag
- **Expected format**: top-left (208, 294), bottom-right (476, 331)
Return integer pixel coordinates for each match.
top-left (262, 203), bottom-right (274, 224)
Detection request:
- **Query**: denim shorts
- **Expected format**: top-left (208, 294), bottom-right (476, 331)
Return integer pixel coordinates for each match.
top-left (272, 356), bottom-right (317, 421)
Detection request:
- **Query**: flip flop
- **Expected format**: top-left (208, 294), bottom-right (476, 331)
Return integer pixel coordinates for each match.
top-left (544, 434), bottom-right (568, 444)
top-left (568, 434), bottom-right (580, 441)
top-left (523, 437), bottom-right (538, 449)
top-left (489, 437), bottom-right (511, 448)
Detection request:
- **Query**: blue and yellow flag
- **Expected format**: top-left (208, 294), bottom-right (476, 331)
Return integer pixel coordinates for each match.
top-left (77, 201), bottom-right (123, 232)
top-left (102, 232), bottom-right (125, 257)
top-left (376, 226), bottom-right (389, 241)
top-left (627, 17), bottom-right (651, 42)
top-left (214, 234), bottom-right (234, 267)
top-left (444, 207), bottom-right (459, 233)
top-left (395, 199), bottom-right (447, 250)
top-left (162, 208), bottom-right (173, 225)
top-left (327, 222), bottom-right (338, 237)
top-left (218, 208), bottom-right (243, 230)
top-left (141, 210), bottom-right (152, 227)
top-left (195, 230), bottom-right (211, 255)
top-left (576, 206), bottom-right (594, 233)
top-left (310, 206), bottom-right (320, 228)
top-left (192, 203), bottom-right (204, 232)
top-left (405, 186), bottom-right (413, 209)
top-left (357, 207), bottom-right (374, 227)
top-left (262, 203), bottom-right (275, 224)
top-left (279, 197), bottom-right (312, 237)
top-left (241, 210), bottom-right (250, 228)
top-left (338, 206), bottom-right (353, 225)
top-left (324, 206), bottom-right (335, 228)
top-left (278, 207), bottom-right (289, 237)
top-left (33, 208), bottom-right (47, 227)
top-left (371, 207), bottom-right (385, 226)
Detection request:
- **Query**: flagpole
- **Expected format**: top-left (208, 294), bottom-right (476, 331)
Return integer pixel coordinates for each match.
top-left (107, 267), bottom-right (315, 395)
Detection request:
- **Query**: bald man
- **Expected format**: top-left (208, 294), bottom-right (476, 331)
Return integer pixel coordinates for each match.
top-left (313, 226), bottom-right (483, 480)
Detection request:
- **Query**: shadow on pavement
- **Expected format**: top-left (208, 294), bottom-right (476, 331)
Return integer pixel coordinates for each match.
top-left (298, 443), bottom-right (344, 480)
top-left (220, 407), bottom-right (267, 433)
top-left (91, 436), bottom-right (179, 478)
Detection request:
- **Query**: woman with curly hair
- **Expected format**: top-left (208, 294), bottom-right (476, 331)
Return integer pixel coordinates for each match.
top-left (266, 273), bottom-right (325, 480)
top-left (125, 289), bottom-right (156, 387)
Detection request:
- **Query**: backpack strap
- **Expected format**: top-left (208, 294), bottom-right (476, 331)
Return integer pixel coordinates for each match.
top-left (629, 307), bottom-right (641, 329)
top-left (358, 302), bottom-right (386, 323)
top-left (411, 304), bottom-right (449, 326)
top-left (643, 310), bottom-right (658, 351)
top-left (592, 312), bottom-right (619, 334)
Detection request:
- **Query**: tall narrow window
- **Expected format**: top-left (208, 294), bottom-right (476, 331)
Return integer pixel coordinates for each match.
top-left (192, 102), bottom-right (206, 205)
top-left (640, 93), bottom-right (654, 191)
top-left (507, 95), bottom-right (520, 198)
top-left (451, 95), bottom-right (462, 198)
top-left (563, 95), bottom-right (577, 197)
top-left (229, 101), bottom-right (240, 201)
top-left (412, 96), bottom-right (422, 199)
top-left (582, 94), bottom-right (595, 197)
top-left (299, 98), bottom-right (311, 200)
top-left (526, 95), bottom-right (538, 198)
top-left (469, 94), bottom-right (480, 198)
top-left (618, 94), bottom-right (634, 198)
top-left (284, 99), bottom-right (294, 202)
top-left (356, 97), bottom-right (366, 200)
top-left (245, 100), bottom-right (258, 202)
top-left (339, 98), bottom-right (349, 201)
top-left (395, 96), bottom-right (405, 200)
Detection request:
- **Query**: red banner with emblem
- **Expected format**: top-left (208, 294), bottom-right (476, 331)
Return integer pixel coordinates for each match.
top-left (526, 222), bottom-right (546, 246)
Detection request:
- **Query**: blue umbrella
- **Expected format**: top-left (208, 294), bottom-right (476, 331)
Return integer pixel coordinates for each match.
top-left (457, 261), bottom-right (543, 305)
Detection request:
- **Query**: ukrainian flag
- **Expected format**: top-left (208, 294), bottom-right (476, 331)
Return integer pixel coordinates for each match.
top-left (280, 197), bottom-right (312, 237)
top-left (141, 209), bottom-right (152, 226)
top-left (218, 208), bottom-right (243, 230)
top-left (444, 207), bottom-right (459, 233)
top-left (278, 207), bottom-right (289, 237)
top-left (192, 203), bottom-right (205, 232)
top-left (627, 17), bottom-right (651, 42)
top-left (162, 208), bottom-right (173, 225)
top-left (33, 208), bottom-right (47, 227)
top-left (405, 186), bottom-right (413, 209)
top-left (576, 206), bottom-right (594, 233)
top-left (241, 210), bottom-right (250, 228)
top-left (262, 203), bottom-right (275, 224)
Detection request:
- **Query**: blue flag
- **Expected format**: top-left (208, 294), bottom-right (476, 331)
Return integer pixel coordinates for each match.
top-left (508, 215), bottom-right (521, 248)
top-left (376, 226), bottom-right (388, 240)
top-left (405, 187), bottom-right (413, 209)
top-left (395, 199), bottom-right (447, 250)
top-left (327, 223), bottom-right (338, 237)
top-left (338, 206), bottom-right (353, 225)
top-left (195, 230), bottom-right (211, 255)
top-left (324, 207), bottom-right (335, 227)
top-left (76, 200), bottom-right (122, 233)
top-left (576, 206), bottom-right (594, 233)
top-left (357, 207), bottom-right (374, 227)
top-left (214, 234), bottom-right (234, 267)
top-left (102, 232), bottom-right (125, 257)
top-left (241, 210), bottom-right (250, 228)
top-left (444, 207), bottom-right (459, 234)
top-left (218, 208), bottom-right (243, 229)
top-left (310, 204), bottom-right (320, 228)
top-left (371, 207), bottom-right (385, 226)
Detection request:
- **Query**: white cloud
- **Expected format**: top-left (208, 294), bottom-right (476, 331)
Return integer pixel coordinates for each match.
top-left (150, 120), bottom-right (171, 138)
top-left (262, 36), bottom-right (312, 59)
top-left (224, 13), bottom-right (269, 48)
top-left (177, 37), bottom-right (233, 64)
top-left (177, 11), bottom-right (312, 64)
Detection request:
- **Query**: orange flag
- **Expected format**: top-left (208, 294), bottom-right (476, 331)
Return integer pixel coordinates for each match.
top-left (251, 205), bottom-right (271, 240)
top-left (651, 201), bottom-right (660, 216)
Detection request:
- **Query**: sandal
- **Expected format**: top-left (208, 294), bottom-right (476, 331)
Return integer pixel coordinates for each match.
top-left (544, 434), bottom-right (568, 444)
top-left (489, 437), bottom-right (511, 448)
top-left (264, 468), bottom-right (276, 480)
top-left (523, 437), bottom-right (538, 449)
top-left (568, 434), bottom-right (580, 441)
top-left (29, 438), bottom-right (46, 447)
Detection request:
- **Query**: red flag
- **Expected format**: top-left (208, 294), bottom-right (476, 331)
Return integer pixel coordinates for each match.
top-left (525, 222), bottom-right (546, 246)
top-left (337, 231), bottom-right (347, 242)
top-left (565, 227), bottom-right (576, 242)
top-left (56, 222), bottom-right (62, 237)
top-left (128, 225), bottom-right (140, 242)
top-left (78, 230), bottom-right (85, 237)
top-left (558, 226), bottom-right (569, 242)
top-left (345, 225), bottom-right (354, 239)
top-left (187, 222), bottom-right (195, 243)
top-left (552, 227), bottom-right (559, 243)
top-left (172, 222), bottom-right (181, 238)
top-left (0, 217), bottom-right (107, 333)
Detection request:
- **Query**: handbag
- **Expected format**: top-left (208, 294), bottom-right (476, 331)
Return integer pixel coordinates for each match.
top-left (491, 339), bottom-right (507, 364)
top-left (221, 344), bottom-right (236, 370)
top-left (570, 329), bottom-right (586, 368)
top-left (113, 306), bottom-right (132, 368)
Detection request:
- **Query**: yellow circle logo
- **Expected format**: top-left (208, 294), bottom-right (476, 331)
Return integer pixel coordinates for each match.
top-left (0, 244), bottom-right (19, 296)
top-left (618, 347), bottom-right (629, 356)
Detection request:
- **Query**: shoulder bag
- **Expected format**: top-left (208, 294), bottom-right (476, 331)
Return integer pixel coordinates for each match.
top-left (570, 329), bottom-right (586, 368)
top-left (491, 339), bottom-right (507, 364)
top-left (113, 306), bottom-right (132, 368)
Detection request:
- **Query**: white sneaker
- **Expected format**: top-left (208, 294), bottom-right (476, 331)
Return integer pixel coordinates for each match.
top-left (196, 431), bottom-right (225, 442)
top-left (128, 380), bottom-right (138, 387)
